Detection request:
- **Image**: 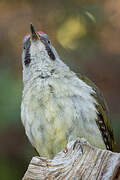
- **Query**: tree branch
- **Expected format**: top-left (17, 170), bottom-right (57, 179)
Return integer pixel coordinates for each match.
top-left (23, 138), bottom-right (120, 180)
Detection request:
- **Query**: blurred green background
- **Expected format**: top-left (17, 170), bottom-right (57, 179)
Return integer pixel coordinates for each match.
top-left (0, 0), bottom-right (120, 179)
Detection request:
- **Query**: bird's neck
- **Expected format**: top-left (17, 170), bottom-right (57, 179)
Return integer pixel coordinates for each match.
top-left (23, 54), bottom-right (70, 85)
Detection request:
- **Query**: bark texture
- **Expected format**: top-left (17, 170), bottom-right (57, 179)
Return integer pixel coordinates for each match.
top-left (23, 138), bottom-right (120, 180)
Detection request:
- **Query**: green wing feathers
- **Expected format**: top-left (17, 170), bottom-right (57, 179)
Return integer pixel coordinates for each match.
top-left (80, 76), bottom-right (114, 151)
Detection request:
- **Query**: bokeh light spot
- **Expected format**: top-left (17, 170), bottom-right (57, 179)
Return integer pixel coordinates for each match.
top-left (85, 11), bottom-right (96, 23)
top-left (57, 17), bottom-right (87, 49)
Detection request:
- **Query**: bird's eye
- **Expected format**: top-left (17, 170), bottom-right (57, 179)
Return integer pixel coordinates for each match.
top-left (48, 40), bottom-right (50, 44)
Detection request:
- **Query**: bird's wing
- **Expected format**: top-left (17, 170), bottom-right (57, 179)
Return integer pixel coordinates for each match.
top-left (79, 75), bottom-right (114, 151)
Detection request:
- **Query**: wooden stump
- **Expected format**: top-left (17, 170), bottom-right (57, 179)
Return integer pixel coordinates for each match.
top-left (23, 138), bottom-right (120, 180)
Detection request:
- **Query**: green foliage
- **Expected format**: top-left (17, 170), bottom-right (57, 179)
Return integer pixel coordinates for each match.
top-left (0, 157), bottom-right (20, 180)
top-left (0, 68), bottom-right (22, 130)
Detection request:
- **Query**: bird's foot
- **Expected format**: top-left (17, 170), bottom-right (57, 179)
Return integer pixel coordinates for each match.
top-left (73, 138), bottom-right (85, 154)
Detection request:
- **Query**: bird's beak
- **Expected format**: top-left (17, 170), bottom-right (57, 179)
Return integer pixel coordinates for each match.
top-left (30, 24), bottom-right (40, 41)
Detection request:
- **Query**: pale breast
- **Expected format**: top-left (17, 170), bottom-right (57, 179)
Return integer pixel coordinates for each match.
top-left (21, 76), bottom-right (106, 158)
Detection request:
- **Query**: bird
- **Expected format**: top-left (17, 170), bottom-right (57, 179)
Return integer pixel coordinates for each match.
top-left (21, 24), bottom-right (114, 158)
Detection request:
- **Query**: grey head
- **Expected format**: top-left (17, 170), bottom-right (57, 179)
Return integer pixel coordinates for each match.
top-left (22, 24), bottom-right (67, 83)
top-left (22, 24), bottom-right (57, 66)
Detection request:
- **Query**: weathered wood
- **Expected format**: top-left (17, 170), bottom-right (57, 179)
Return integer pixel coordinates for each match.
top-left (23, 138), bottom-right (120, 180)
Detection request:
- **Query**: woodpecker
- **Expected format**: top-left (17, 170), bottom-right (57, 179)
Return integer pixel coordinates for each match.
top-left (21, 24), bottom-right (114, 158)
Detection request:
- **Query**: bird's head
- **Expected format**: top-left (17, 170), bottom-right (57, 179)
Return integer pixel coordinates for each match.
top-left (22, 24), bottom-right (64, 83)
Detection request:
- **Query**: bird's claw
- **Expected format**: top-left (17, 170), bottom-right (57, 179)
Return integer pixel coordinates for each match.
top-left (73, 138), bottom-right (84, 154)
